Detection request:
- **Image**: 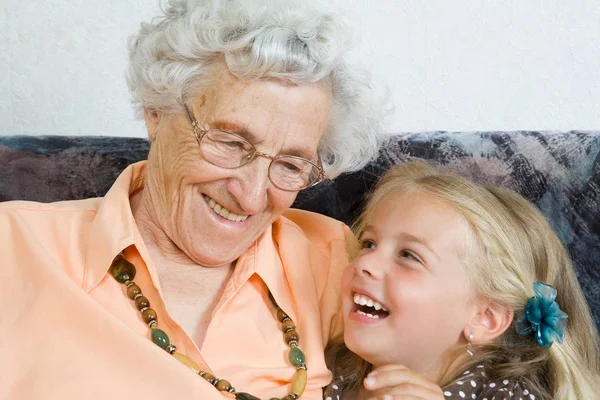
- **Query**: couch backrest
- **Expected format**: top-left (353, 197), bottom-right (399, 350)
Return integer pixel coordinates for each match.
top-left (1, 132), bottom-right (599, 331)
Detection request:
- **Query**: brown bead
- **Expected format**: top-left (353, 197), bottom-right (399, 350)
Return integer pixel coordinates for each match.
top-left (235, 394), bottom-right (261, 400)
top-left (277, 309), bottom-right (289, 322)
top-left (142, 308), bottom-right (157, 324)
top-left (109, 257), bottom-right (137, 283)
top-left (135, 296), bottom-right (150, 311)
top-left (200, 371), bottom-right (216, 382)
top-left (215, 379), bottom-right (232, 391)
top-left (281, 319), bottom-right (295, 332)
top-left (281, 396), bottom-right (296, 400)
top-left (126, 284), bottom-right (142, 299)
top-left (284, 329), bottom-right (299, 344)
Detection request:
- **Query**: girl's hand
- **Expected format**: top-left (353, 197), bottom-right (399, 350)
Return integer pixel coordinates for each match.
top-left (361, 364), bottom-right (445, 400)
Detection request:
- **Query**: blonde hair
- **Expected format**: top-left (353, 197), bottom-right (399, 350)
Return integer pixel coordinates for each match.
top-left (327, 162), bottom-right (600, 399)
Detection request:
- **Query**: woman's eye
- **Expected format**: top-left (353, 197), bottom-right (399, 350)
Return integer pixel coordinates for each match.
top-left (281, 161), bottom-right (301, 172)
top-left (360, 239), bottom-right (376, 250)
top-left (223, 140), bottom-right (244, 148)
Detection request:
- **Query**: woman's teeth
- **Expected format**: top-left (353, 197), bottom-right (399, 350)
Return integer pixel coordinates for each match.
top-left (204, 195), bottom-right (249, 222)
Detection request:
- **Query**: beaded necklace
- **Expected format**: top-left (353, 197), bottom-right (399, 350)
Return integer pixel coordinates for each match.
top-left (109, 252), bottom-right (308, 400)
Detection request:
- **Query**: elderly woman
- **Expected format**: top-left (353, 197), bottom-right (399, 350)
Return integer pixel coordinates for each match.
top-left (0, 0), bottom-right (386, 399)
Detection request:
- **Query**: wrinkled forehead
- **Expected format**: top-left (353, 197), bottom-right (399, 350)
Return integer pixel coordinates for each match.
top-left (188, 70), bottom-right (333, 157)
top-left (190, 66), bottom-right (333, 115)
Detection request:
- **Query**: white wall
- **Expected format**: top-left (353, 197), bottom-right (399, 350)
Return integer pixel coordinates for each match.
top-left (2, 0), bottom-right (599, 137)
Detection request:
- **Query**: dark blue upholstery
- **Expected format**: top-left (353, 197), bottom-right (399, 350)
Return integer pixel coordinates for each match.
top-left (1, 132), bottom-right (599, 330)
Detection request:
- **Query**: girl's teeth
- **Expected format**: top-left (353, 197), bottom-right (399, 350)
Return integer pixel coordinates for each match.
top-left (353, 293), bottom-right (388, 312)
top-left (356, 310), bottom-right (380, 319)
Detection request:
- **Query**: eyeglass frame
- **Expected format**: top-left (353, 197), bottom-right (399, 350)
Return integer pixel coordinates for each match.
top-left (183, 104), bottom-right (325, 192)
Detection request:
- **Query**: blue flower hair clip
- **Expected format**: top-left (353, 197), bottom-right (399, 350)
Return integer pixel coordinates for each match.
top-left (515, 281), bottom-right (568, 348)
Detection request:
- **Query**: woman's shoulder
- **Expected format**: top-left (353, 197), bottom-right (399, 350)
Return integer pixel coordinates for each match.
top-left (280, 208), bottom-right (353, 247)
top-left (0, 198), bottom-right (101, 238)
top-left (0, 198), bottom-right (107, 296)
top-left (0, 198), bottom-right (102, 266)
top-left (0, 198), bottom-right (101, 227)
top-left (282, 208), bottom-right (348, 233)
top-left (443, 365), bottom-right (538, 400)
top-left (0, 198), bottom-right (101, 213)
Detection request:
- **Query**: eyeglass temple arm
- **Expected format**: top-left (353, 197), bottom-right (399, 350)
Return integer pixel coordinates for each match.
top-left (183, 104), bottom-right (196, 124)
top-left (317, 153), bottom-right (325, 175)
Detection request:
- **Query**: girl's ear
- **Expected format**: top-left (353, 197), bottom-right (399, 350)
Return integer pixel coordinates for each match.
top-left (465, 301), bottom-right (514, 344)
top-left (143, 108), bottom-right (163, 141)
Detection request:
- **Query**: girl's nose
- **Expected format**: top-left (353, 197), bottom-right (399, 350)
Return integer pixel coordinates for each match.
top-left (352, 253), bottom-right (384, 279)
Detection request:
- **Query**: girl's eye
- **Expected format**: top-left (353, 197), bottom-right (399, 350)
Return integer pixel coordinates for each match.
top-left (360, 239), bottom-right (376, 250)
top-left (400, 250), bottom-right (421, 263)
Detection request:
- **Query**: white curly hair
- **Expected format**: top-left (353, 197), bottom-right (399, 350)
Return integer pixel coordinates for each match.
top-left (126, 0), bottom-right (390, 177)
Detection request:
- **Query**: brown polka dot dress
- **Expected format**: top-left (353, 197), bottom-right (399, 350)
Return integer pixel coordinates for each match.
top-left (442, 365), bottom-right (538, 400)
top-left (324, 365), bottom-right (538, 400)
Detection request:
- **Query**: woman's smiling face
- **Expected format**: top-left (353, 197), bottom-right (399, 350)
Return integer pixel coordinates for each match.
top-left (341, 191), bottom-right (479, 379)
top-left (142, 70), bottom-right (332, 268)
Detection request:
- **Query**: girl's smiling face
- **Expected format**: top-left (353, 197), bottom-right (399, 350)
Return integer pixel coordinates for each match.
top-left (341, 191), bottom-right (480, 380)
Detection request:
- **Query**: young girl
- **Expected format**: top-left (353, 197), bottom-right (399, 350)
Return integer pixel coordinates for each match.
top-left (326, 163), bottom-right (600, 400)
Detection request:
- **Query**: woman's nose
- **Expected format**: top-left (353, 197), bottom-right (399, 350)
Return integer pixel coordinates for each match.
top-left (227, 158), bottom-right (271, 214)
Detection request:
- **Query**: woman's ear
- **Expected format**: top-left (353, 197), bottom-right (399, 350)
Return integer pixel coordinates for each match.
top-left (143, 108), bottom-right (163, 141)
top-left (465, 301), bottom-right (514, 344)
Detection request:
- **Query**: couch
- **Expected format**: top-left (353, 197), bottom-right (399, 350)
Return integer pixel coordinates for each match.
top-left (1, 132), bottom-right (599, 331)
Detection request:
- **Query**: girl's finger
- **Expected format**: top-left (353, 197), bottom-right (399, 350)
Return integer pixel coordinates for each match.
top-left (366, 381), bottom-right (443, 399)
top-left (365, 367), bottom-right (431, 391)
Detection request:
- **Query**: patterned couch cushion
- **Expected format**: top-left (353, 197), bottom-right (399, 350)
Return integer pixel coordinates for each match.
top-left (1, 132), bottom-right (599, 330)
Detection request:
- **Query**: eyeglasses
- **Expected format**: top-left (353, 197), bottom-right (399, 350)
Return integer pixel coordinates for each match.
top-left (184, 105), bottom-right (325, 192)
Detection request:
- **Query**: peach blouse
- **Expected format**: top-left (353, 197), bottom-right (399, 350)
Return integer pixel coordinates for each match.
top-left (0, 162), bottom-right (353, 400)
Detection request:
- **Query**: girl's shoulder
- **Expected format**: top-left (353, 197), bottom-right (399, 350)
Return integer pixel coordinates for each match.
top-left (443, 365), bottom-right (538, 400)
top-left (323, 377), bottom-right (346, 400)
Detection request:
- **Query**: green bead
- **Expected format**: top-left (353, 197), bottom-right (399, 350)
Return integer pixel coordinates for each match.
top-left (235, 393), bottom-right (261, 400)
top-left (151, 328), bottom-right (170, 350)
top-left (288, 347), bottom-right (305, 367)
top-left (109, 257), bottom-right (137, 283)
